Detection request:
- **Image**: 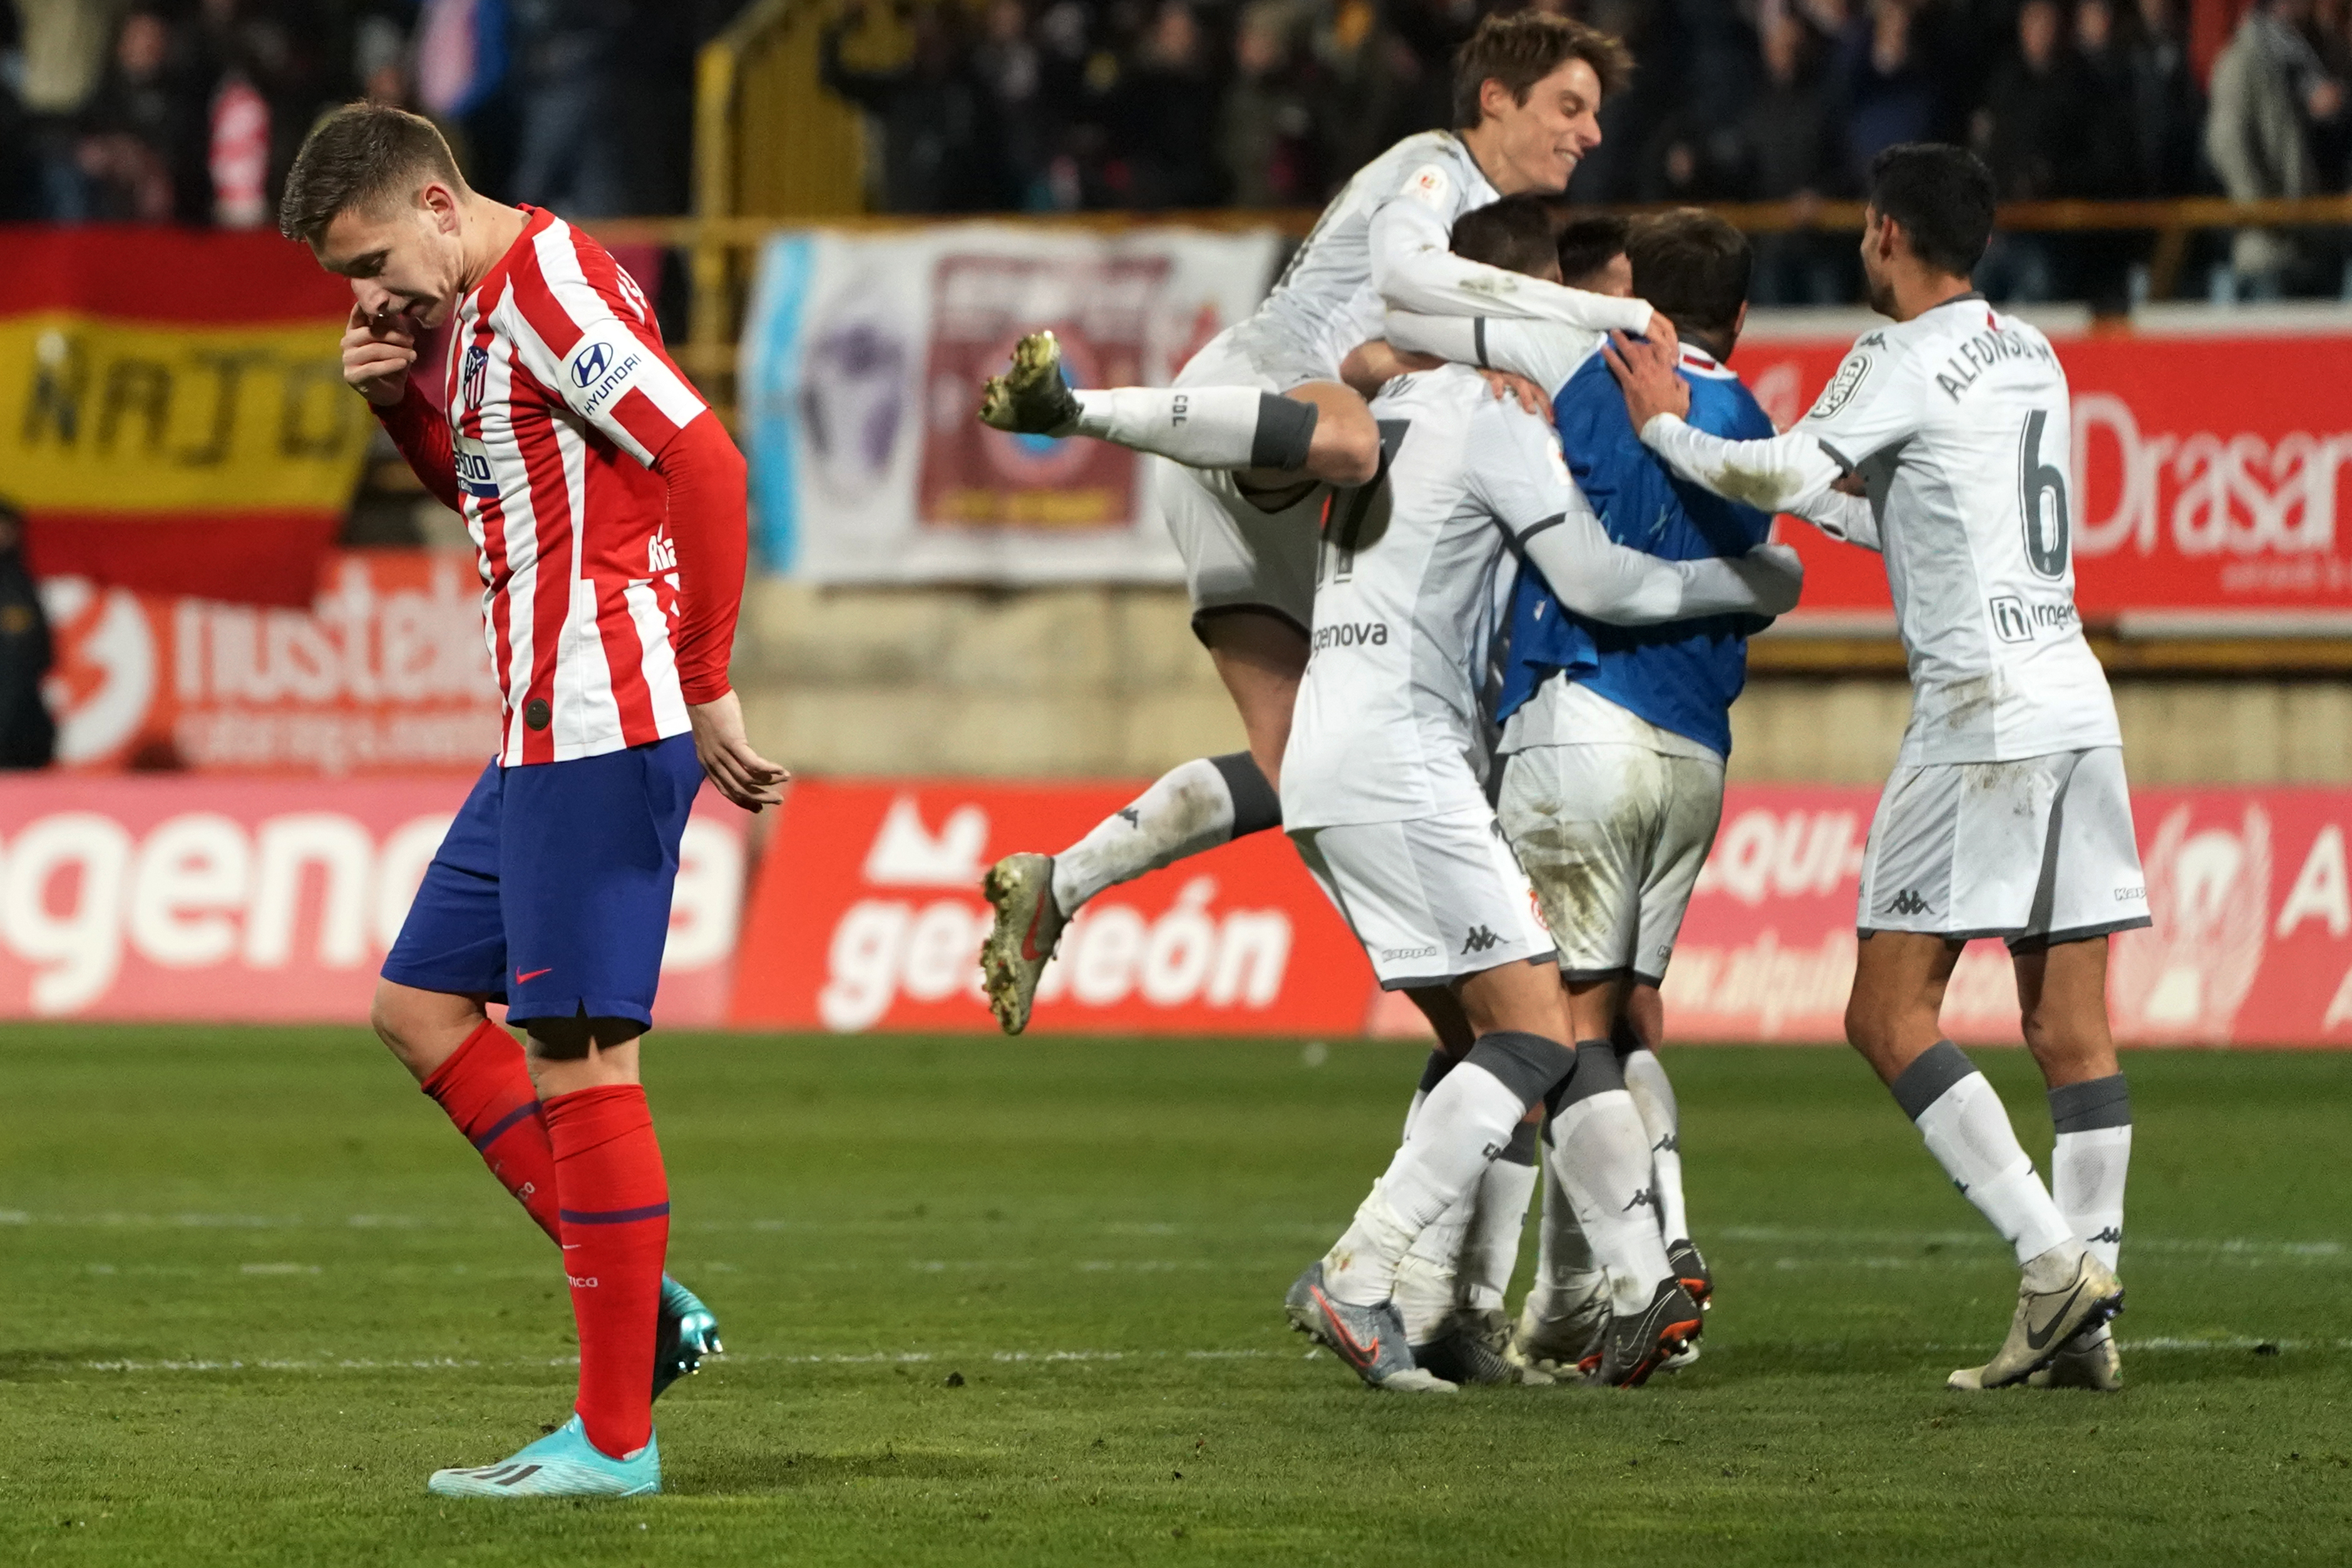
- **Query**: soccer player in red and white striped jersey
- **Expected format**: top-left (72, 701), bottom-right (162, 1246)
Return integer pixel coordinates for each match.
top-left (280, 103), bottom-right (787, 1498)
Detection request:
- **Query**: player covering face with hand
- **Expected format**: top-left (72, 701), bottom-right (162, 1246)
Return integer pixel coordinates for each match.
top-left (1606, 144), bottom-right (2144, 1392)
top-left (972, 14), bottom-right (1676, 1037)
top-left (1271, 195), bottom-right (1803, 1392)
top-left (282, 103), bottom-right (788, 1496)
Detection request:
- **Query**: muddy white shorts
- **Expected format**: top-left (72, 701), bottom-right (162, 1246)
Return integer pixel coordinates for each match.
top-left (1157, 326), bottom-right (1333, 638)
top-left (1858, 746), bottom-right (2151, 948)
top-left (1497, 741), bottom-right (1726, 984)
top-left (1290, 808), bottom-right (1556, 990)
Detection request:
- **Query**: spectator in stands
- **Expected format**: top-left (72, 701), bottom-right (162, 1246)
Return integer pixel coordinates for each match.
top-left (1739, 13), bottom-right (1852, 305)
top-left (1220, 2), bottom-right (1315, 208)
top-left (1975, 0), bottom-right (2088, 300)
top-left (823, 4), bottom-right (1011, 213)
top-left (75, 8), bottom-right (202, 222)
top-left (1114, 2), bottom-right (1225, 208)
top-left (2206, 0), bottom-right (2343, 297)
top-left (0, 500), bottom-right (56, 772)
top-left (12, 0), bottom-right (128, 219)
top-left (975, 0), bottom-right (1050, 208)
top-left (1837, 0), bottom-right (1945, 190)
top-left (2127, 0), bottom-right (2205, 197)
top-left (509, 0), bottom-right (628, 217)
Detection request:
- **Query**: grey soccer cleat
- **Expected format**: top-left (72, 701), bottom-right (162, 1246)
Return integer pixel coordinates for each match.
top-left (1581, 1279), bottom-right (1703, 1390)
top-left (1667, 1237), bottom-right (1713, 1311)
top-left (1947, 1248), bottom-right (2123, 1391)
top-left (978, 331), bottom-right (1082, 436)
top-left (979, 853), bottom-right (1067, 1035)
top-left (1285, 1263), bottom-right (1456, 1393)
top-left (1507, 1273), bottom-right (1610, 1381)
top-left (653, 1274), bottom-right (722, 1400)
top-left (2026, 1328), bottom-right (2125, 1391)
top-left (1413, 1308), bottom-right (1532, 1386)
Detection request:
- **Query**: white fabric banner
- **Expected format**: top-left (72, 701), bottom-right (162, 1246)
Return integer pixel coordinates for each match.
top-left (739, 222), bottom-right (1282, 584)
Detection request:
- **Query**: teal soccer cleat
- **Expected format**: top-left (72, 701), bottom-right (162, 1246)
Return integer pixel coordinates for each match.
top-left (654, 1274), bottom-right (722, 1399)
top-left (428, 1415), bottom-right (659, 1498)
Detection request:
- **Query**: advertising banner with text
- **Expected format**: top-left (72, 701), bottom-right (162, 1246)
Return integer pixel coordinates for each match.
top-left (1735, 325), bottom-right (2352, 625)
top-left (737, 223), bottom-right (1283, 585)
top-left (0, 776), bottom-right (746, 1027)
top-left (1, 228), bottom-right (366, 605)
top-left (732, 779), bottom-right (2352, 1047)
top-left (41, 549), bottom-right (500, 776)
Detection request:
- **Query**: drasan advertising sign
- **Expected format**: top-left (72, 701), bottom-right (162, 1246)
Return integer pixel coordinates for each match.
top-left (1738, 330), bottom-right (2352, 622)
top-left (729, 781), bottom-right (1374, 1035)
top-left (0, 777), bottom-right (746, 1026)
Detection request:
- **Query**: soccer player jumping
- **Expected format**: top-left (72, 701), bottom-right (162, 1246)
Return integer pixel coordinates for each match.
top-left (1607, 145), bottom-right (2144, 1391)
top-left (280, 105), bottom-right (788, 1494)
top-left (972, 14), bottom-right (1665, 1034)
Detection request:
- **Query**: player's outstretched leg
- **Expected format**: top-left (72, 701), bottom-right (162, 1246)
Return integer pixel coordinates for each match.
top-left (980, 750), bottom-right (1282, 1034)
top-left (1544, 1043), bottom-right (1699, 1388)
top-left (399, 1005), bottom-right (719, 1399)
top-left (979, 330), bottom-right (1335, 476)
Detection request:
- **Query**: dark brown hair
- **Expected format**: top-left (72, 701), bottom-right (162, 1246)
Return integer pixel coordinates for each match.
top-left (1452, 14), bottom-right (1632, 129)
top-left (1554, 213), bottom-right (1630, 289)
top-left (278, 103), bottom-right (464, 245)
top-left (1626, 208), bottom-right (1751, 346)
top-left (1449, 195), bottom-right (1561, 278)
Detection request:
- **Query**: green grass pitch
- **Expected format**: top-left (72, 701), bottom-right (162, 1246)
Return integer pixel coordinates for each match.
top-left (1, 1026), bottom-right (2347, 1566)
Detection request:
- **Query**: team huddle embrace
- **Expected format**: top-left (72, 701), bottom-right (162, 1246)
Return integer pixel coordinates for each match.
top-left (977, 13), bottom-right (2147, 1395)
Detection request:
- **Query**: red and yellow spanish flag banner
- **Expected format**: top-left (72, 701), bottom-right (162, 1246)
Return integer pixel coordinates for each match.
top-left (0, 228), bottom-right (366, 606)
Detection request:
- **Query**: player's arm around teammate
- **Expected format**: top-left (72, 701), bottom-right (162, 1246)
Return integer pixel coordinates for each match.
top-left (285, 102), bottom-right (784, 1495)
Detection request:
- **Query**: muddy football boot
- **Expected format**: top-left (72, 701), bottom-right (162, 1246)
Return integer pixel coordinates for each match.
top-left (1947, 1248), bottom-right (2123, 1391)
top-left (979, 853), bottom-right (1067, 1035)
top-left (978, 331), bottom-right (1081, 436)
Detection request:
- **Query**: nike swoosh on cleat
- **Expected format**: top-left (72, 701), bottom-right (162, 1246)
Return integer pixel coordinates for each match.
top-left (1308, 1286), bottom-right (1379, 1368)
top-left (2025, 1280), bottom-right (2088, 1350)
top-left (515, 968), bottom-right (552, 983)
top-left (1019, 899), bottom-right (1055, 963)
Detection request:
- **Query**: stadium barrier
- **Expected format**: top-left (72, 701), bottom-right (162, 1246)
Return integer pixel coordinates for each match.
top-left (0, 773), bottom-right (2343, 1044)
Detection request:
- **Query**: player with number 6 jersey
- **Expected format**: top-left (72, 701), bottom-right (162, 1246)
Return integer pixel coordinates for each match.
top-left (1607, 143), bottom-right (2142, 1395)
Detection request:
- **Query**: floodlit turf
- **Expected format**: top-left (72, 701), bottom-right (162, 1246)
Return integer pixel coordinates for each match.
top-left (1, 1028), bottom-right (2347, 1567)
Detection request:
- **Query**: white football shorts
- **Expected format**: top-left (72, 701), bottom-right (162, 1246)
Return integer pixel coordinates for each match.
top-left (1157, 326), bottom-right (1332, 638)
top-left (1858, 746), bottom-right (2152, 948)
top-left (1290, 808), bottom-right (1556, 991)
top-left (1497, 741), bottom-right (1725, 984)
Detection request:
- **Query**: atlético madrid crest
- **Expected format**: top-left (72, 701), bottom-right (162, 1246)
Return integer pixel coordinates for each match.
top-left (461, 344), bottom-right (489, 411)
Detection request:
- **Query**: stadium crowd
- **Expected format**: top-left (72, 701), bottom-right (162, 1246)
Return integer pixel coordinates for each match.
top-left (3, 0), bottom-right (2349, 301)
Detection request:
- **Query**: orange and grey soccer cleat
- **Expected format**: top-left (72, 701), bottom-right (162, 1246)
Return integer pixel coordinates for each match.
top-left (1579, 1279), bottom-right (1703, 1390)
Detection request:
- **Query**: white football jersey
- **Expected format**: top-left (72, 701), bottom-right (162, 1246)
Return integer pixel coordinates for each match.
top-left (1641, 293), bottom-right (2120, 766)
top-left (1283, 367), bottom-right (1791, 829)
top-left (1226, 131), bottom-right (1651, 383)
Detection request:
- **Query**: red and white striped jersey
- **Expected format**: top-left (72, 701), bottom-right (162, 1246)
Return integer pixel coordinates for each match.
top-left (441, 206), bottom-right (711, 765)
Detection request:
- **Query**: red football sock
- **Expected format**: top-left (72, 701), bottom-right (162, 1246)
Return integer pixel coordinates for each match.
top-left (544, 1083), bottom-right (669, 1459)
top-left (420, 1021), bottom-right (560, 1243)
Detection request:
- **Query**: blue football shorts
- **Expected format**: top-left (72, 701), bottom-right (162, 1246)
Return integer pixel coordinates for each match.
top-left (382, 734), bottom-right (705, 1026)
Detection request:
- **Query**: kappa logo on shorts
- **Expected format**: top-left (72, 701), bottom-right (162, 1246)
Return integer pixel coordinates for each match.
top-left (1882, 889), bottom-right (1934, 917)
top-left (1461, 926), bottom-right (1501, 954)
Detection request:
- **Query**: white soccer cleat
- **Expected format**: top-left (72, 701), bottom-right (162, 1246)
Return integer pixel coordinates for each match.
top-left (1948, 1248), bottom-right (2123, 1391)
top-left (978, 853), bottom-right (1067, 1035)
top-left (1507, 1273), bottom-right (1611, 1381)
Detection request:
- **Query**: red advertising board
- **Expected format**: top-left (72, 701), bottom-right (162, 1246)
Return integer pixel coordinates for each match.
top-left (731, 779), bottom-right (2352, 1047)
top-left (729, 779), bottom-right (1376, 1035)
top-left (0, 776), bottom-right (746, 1027)
top-left (1735, 330), bottom-right (2352, 624)
top-left (43, 549), bottom-right (500, 776)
